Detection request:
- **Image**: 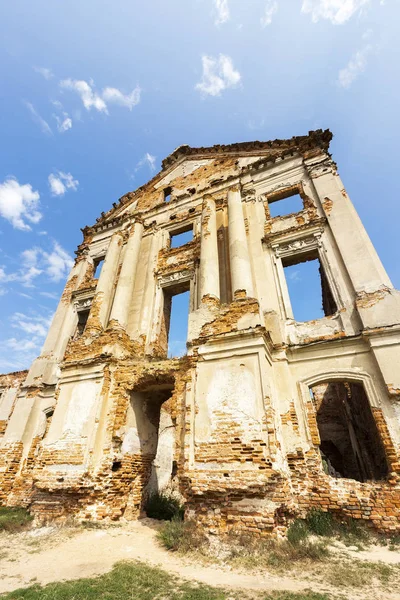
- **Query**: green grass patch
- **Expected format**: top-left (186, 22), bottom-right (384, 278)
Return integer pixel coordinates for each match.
top-left (144, 492), bottom-right (184, 521)
top-left (0, 561), bottom-right (333, 599)
top-left (0, 507), bottom-right (33, 533)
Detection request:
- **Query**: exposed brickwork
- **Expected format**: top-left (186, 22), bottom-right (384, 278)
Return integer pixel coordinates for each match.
top-left (0, 130), bottom-right (399, 538)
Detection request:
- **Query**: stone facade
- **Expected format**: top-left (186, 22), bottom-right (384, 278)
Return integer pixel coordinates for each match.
top-left (1, 130), bottom-right (400, 535)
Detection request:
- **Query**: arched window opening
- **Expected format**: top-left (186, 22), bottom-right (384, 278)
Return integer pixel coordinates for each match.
top-left (310, 381), bottom-right (388, 482)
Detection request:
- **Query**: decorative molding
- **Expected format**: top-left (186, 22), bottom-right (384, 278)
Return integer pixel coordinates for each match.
top-left (272, 233), bottom-right (321, 259)
top-left (72, 287), bottom-right (95, 312)
top-left (158, 269), bottom-right (194, 288)
top-left (74, 297), bottom-right (93, 312)
top-left (241, 188), bottom-right (256, 203)
top-left (305, 157), bottom-right (336, 180)
top-left (265, 222), bottom-right (325, 247)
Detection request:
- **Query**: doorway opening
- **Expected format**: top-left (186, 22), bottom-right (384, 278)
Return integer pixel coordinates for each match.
top-left (126, 378), bottom-right (176, 515)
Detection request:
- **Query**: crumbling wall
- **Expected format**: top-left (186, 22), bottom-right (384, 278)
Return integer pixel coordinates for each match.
top-left (1, 129), bottom-right (400, 536)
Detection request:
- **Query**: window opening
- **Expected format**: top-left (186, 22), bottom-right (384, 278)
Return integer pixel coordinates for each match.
top-left (76, 309), bottom-right (90, 336)
top-left (164, 187), bottom-right (172, 202)
top-left (93, 257), bottom-right (104, 279)
top-left (282, 251), bottom-right (337, 322)
top-left (170, 226), bottom-right (193, 249)
top-left (310, 381), bottom-right (388, 482)
top-left (159, 288), bottom-right (190, 358)
top-left (268, 191), bottom-right (303, 218)
top-left (168, 290), bottom-right (189, 357)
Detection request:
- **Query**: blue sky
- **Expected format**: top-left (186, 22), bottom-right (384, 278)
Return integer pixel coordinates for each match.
top-left (0, 0), bottom-right (399, 371)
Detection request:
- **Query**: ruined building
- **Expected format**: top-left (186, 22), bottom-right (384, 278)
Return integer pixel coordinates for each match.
top-left (1, 130), bottom-right (400, 535)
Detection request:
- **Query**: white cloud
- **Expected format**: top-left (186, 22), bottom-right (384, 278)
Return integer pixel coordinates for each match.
top-left (1, 310), bottom-right (53, 370)
top-left (60, 79), bottom-right (108, 113)
top-left (0, 242), bottom-right (73, 295)
top-left (40, 291), bottom-right (59, 299)
top-left (0, 178), bottom-right (42, 230)
top-left (33, 66), bottom-right (53, 80)
top-left (338, 42), bottom-right (372, 87)
top-left (19, 266), bottom-right (42, 288)
top-left (21, 248), bottom-right (40, 267)
top-left (58, 116), bottom-right (72, 132)
top-left (261, 0), bottom-right (278, 26)
top-left (134, 153), bottom-right (157, 175)
top-left (24, 101), bottom-right (53, 135)
top-left (214, 0), bottom-right (230, 25)
top-left (60, 79), bottom-right (141, 113)
top-left (10, 312), bottom-right (52, 338)
top-left (43, 242), bottom-right (74, 281)
top-left (102, 86), bottom-right (141, 110)
top-left (18, 248), bottom-right (42, 287)
top-left (301, 0), bottom-right (370, 24)
top-left (48, 171), bottom-right (79, 196)
top-left (288, 270), bottom-right (302, 281)
top-left (52, 100), bottom-right (73, 132)
top-left (5, 337), bottom-right (38, 352)
top-left (55, 114), bottom-right (72, 133)
top-left (195, 54), bottom-right (241, 97)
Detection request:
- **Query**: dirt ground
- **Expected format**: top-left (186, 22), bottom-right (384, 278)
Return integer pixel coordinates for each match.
top-left (0, 519), bottom-right (399, 599)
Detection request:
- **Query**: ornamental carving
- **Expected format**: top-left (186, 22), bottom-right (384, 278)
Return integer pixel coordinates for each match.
top-left (158, 269), bottom-right (194, 288)
top-left (273, 235), bottom-right (321, 258)
top-left (73, 297), bottom-right (93, 312)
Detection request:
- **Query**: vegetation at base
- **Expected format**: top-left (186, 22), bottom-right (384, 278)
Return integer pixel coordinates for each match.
top-left (1, 561), bottom-right (332, 600)
top-left (144, 491), bottom-right (184, 521)
top-left (157, 518), bottom-right (207, 552)
top-left (0, 507), bottom-right (33, 533)
top-left (157, 509), bottom-right (390, 570)
top-left (157, 518), bottom-right (329, 566)
top-left (287, 509), bottom-right (371, 548)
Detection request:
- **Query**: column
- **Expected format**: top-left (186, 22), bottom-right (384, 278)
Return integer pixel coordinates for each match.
top-left (85, 231), bottom-right (123, 335)
top-left (140, 230), bottom-right (161, 349)
top-left (228, 186), bottom-right (254, 298)
top-left (308, 161), bottom-right (392, 293)
top-left (109, 222), bottom-right (143, 328)
top-left (199, 195), bottom-right (220, 301)
top-left (308, 158), bottom-right (400, 400)
top-left (24, 255), bottom-right (91, 386)
top-left (42, 257), bottom-right (89, 358)
top-left (97, 232), bottom-right (123, 328)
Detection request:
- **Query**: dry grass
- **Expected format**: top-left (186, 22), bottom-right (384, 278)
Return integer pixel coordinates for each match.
top-left (157, 511), bottom-right (400, 593)
top-left (325, 560), bottom-right (399, 589)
